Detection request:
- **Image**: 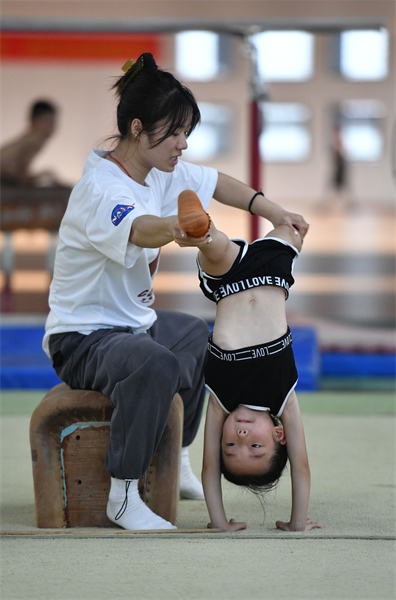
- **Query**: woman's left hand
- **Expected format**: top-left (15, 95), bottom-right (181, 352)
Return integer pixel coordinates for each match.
top-left (272, 209), bottom-right (309, 238)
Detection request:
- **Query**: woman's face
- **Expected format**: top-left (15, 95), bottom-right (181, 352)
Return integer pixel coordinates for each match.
top-left (221, 406), bottom-right (286, 476)
top-left (137, 121), bottom-right (190, 174)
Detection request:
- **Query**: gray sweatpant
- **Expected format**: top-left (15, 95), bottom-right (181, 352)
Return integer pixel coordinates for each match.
top-left (48, 310), bottom-right (209, 479)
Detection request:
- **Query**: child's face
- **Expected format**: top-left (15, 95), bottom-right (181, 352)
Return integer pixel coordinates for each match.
top-left (221, 406), bottom-right (286, 475)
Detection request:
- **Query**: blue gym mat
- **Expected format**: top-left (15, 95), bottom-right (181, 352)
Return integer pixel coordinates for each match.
top-left (1, 325), bottom-right (62, 390)
top-left (0, 324), bottom-right (394, 390)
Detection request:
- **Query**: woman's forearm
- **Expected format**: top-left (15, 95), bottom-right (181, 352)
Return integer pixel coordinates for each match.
top-left (213, 172), bottom-right (280, 218)
top-left (213, 172), bottom-right (309, 234)
top-left (129, 215), bottom-right (176, 247)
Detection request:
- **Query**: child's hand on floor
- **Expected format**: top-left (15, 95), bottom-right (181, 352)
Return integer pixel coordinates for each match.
top-left (208, 518), bottom-right (247, 532)
top-left (276, 518), bottom-right (322, 532)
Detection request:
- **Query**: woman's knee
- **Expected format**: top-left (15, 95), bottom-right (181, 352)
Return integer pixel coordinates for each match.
top-left (111, 343), bottom-right (180, 406)
top-left (91, 332), bottom-right (180, 392)
top-left (138, 343), bottom-right (180, 393)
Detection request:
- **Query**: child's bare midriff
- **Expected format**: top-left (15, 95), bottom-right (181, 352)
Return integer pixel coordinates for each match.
top-left (212, 285), bottom-right (288, 350)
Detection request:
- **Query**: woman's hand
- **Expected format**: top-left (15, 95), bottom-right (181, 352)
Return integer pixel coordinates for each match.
top-left (173, 223), bottom-right (212, 248)
top-left (271, 208), bottom-right (310, 238)
top-left (276, 518), bottom-right (322, 532)
top-left (208, 518), bottom-right (247, 532)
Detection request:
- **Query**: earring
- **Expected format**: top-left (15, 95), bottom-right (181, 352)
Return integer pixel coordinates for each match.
top-left (132, 130), bottom-right (139, 140)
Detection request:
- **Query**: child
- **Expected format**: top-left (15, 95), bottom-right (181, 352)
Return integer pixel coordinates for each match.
top-left (177, 190), bottom-right (321, 532)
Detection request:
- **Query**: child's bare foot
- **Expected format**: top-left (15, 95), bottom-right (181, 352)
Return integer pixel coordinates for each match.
top-left (178, 190), bottom-right (211, 238)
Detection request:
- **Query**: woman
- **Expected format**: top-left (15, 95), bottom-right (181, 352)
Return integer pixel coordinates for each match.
top-left (43, 53), bottom-right (308, 530)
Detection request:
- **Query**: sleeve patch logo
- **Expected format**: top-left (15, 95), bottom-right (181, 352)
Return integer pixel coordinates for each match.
top-left (111, 204), bottom-right (135, 226)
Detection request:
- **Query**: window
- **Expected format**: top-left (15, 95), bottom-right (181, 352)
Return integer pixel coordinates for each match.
top-left (335, 100), bottom-right (386, 161)
top-left (260, 103), bottom-right (311, 162)
top-left (183, 103), bottom-right (233, 162)
top-left (339, 29), bottom-right (388, 80)
top-left (252, 31), bottom-right (314, 81)
top-left (175, 32), bottom-right (231, 81)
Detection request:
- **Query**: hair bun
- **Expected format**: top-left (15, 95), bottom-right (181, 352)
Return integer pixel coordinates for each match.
top-left (115, 53), bottom-right (158, 95)
top-left (140, 53), bottom-right (158, 71)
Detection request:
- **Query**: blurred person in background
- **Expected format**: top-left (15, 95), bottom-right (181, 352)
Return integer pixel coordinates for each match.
top-left (319, 121), bottom-right (356, 211)
top-left (0, 99), bottom-right (62, 187)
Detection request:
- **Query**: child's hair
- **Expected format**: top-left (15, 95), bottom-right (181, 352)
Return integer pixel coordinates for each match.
top-left (112, 52), bottom-right (200, 147)
top-left (220, 415), bottom-right (288, 494)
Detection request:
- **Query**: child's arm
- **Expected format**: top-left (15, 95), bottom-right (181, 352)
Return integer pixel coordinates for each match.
top-left (202, 394), bottom-right (247, 531)
top-left (276, 390), bottom-right (321, 532)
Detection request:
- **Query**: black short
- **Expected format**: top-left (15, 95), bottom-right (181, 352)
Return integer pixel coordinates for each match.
top-left (205, 328), bottom-right (298, 416)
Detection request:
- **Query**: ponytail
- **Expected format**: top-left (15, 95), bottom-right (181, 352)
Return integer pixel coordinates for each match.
top-left (111, 52), bottom-right (200, 147)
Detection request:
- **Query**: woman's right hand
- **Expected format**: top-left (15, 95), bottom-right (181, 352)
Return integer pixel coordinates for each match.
top-left (173, 222), bottom-right (212, 248)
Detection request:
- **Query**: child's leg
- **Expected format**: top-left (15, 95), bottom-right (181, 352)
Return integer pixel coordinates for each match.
top-left (265, 224), bottom-right (304, 252)
top-left (178, 190), bottom-right (240, 276)
top-left (197, 222), bottom-right (240, 276)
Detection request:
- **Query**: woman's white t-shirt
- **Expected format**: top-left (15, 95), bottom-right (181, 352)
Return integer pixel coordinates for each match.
top-left (43, 149), bottom-right (218, 356)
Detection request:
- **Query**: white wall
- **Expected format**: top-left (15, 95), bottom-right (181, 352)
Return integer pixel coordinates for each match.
top-left (1, 4), bottom-right (395, 208)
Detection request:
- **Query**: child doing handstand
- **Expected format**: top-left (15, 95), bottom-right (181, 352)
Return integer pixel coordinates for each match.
top-left (177, 191), bottom-right (321, 532)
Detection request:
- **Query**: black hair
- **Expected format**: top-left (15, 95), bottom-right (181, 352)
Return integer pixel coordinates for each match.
top-left (30, 100), bottom-right (57, 121)
top-left (220, 415), bottom-right (288, 495)
top-left (112, 52), bottom-right (201, 147)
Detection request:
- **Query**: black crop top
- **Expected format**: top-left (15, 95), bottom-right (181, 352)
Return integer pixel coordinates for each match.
top-left (205, 329), bottom-right (298, 416)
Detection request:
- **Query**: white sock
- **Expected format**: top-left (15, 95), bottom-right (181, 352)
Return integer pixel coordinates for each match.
top-left (106, 478), bottom-right (177, 530)
top-left (179, 447), bottom-right (204, 500)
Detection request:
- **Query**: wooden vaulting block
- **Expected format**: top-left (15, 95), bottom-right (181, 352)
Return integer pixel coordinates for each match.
top-left (60, 422), bottom-right (112, 527)
top-left (30, 383), bottom-right (183, 528)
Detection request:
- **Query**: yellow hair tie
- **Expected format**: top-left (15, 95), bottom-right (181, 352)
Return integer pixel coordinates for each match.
top-left (119, 56), bottom-right (145, 93)
top-left (121, 59), bottom-right (135, 73)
